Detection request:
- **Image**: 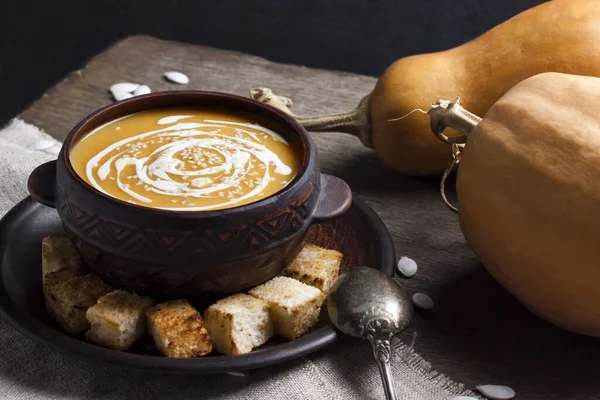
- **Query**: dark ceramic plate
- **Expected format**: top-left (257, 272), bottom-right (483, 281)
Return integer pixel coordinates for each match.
top-left (0, 197), bottom-right (394, 374)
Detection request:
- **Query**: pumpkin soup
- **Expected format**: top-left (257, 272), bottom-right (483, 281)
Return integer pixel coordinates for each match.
top-left (69, 108), bottom-right (301, 211)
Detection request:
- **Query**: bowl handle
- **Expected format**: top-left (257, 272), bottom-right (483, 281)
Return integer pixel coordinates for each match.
top-left (28, 160), bottom-right (57, 208)
top-left (312, 174), bottom-right (352, 223)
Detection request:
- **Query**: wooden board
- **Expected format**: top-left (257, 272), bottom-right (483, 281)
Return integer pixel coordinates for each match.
top-left (19, 35), bottom-right (599, 399)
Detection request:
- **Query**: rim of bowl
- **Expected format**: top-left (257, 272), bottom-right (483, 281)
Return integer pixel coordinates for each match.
top-left (62, 91), bottom-right (317, 217)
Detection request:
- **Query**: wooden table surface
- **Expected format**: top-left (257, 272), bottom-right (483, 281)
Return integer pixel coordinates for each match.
top-left (19, 35), bottom-right (600, 400)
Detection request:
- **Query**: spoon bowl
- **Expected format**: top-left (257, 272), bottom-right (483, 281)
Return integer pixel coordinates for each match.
top-left (327, 266), bottom-right (413, 400)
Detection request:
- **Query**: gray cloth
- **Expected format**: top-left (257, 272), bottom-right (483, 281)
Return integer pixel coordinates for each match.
top-left (0, 119), bottom-right (474, 399)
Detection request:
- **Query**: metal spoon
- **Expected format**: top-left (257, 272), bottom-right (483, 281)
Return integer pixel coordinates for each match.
top-left (327, 267), bottom-right (413, 400)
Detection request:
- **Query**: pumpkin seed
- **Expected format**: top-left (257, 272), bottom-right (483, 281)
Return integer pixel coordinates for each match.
top-left (476, 385), bottom-right (515, 400)
top-left (44, 145), bottom-right (62, 155)
top-left (110, 82), bottom-right (139, 93)
top-left (412, 293), bottom-right (434, 310)
top-left (112, 91), bottom-right (134, 102)
top-left (451, 397), bottom-right (479, 400)
top-left (29, 139), bottom-right (56, 151)
top-left (164, 71), bottom-right (189, 84)
top-left (397, 256), bottom-right (418, 278)
top-left (133, 85), bottom-right (152, 96)
top-left (226, 371), bottom-right (249, 377)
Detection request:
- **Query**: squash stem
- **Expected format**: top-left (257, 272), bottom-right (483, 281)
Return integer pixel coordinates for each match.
top-left (250, 88), bottom-right (373, 147)
top-left (428, 98), bottom-right (482, 213)
top-left (428, 98), bottom-right (482, 144)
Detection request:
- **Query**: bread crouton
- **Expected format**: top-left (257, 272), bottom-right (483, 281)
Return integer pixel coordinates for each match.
top-left (43, 269), bottom-right (79, 300)
top-left (41, 236), bottom-right (83, 281)
top-left (146, 300), bottom-right (212, 358)
top-left (41, 236), bottom-right (87, 315)
top-left (85, 290), bottom-right (153, 351)
top-left (248, 276), bottom-right (325, 340)
top-left (45, 274), bottom-right (113, 336)
top-left (284, 244), bottom-right (343, 294)
top-left (204, 294), bottom-right (273, 355)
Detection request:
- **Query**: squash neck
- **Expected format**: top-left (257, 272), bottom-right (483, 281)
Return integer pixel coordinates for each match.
top-left (250, 88), bottom-right (373, 148)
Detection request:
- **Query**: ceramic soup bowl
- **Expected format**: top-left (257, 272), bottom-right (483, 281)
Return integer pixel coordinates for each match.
top-left (28, 92), bottom-right (352, 299)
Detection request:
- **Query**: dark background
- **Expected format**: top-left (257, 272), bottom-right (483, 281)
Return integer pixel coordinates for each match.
top-left (1, 0), bottom-right (546, 125)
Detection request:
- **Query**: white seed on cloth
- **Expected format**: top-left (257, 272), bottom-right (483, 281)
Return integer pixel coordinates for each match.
top-left (451, 397), bottom-right (479, 400)
top-left (110, 82), bottom-right (140, 93)
top-left (133, 85), bottom-right (152, 96)
top-left (412, 293), bottom-right (434, 310)
top-left (476, 385), bottom-right (516, 400)
top-left (28, 139), bottom-right (61, 155)
top-left (43, 144), bottom-right (62, 155)
top-left (112, 91), bottom-right (134, 101)
top-left (110, 82), bottom-right (141, 101)
top-left (28, 139), bottom-right (56, 151)
top-left (164, 71), bottom-right (189, 84)
top-left (227, 371), bottom-right (250, 377)
top-left (397, 256), bottom-right (418, 278)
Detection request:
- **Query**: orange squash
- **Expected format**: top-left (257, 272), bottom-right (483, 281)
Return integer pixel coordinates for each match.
top-left (429, 72), bottom-right (600, 336)
top-left (252, 0), bottom-right (600, 176)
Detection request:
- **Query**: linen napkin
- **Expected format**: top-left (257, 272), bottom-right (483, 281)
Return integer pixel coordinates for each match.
top-left (0, 118), bottom-right (476, 400)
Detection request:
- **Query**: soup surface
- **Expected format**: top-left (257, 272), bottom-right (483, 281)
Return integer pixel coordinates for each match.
top-left (70, 108), bottom-right (301, 211)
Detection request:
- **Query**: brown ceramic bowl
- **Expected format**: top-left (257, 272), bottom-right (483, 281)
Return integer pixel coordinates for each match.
top-left (27, 92), bottom-right (352, 299)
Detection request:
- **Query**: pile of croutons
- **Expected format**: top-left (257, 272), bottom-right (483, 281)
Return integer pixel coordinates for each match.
top-left (42, 237), bottom-right (342, 358)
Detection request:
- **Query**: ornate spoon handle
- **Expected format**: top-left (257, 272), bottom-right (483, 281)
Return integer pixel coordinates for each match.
top-left (367, 335), bottom-right (397, 400)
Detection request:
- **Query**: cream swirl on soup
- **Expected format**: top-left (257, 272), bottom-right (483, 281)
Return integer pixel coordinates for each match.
top-left (70, 109), bottom-right (301, 211)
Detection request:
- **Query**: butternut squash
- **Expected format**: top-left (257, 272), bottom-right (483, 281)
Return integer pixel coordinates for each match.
top-left (252, 0), bottom-right (600, 176)
top-left (429, 72), bottom-right (600, 337)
